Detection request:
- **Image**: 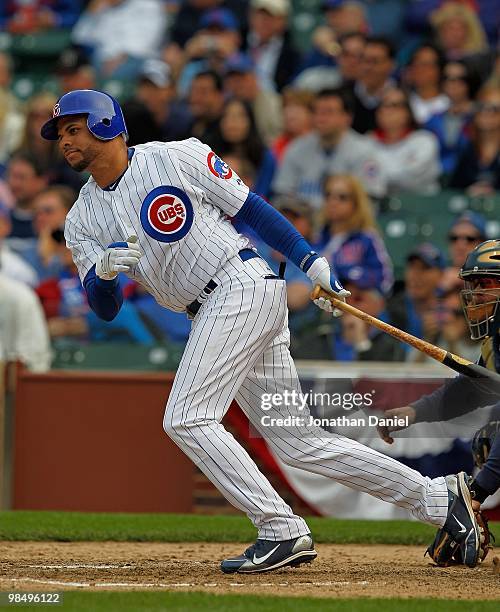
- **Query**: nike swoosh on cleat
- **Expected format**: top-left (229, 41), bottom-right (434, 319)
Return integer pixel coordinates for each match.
top-left (452, 514), bottom-right (467, 534)
top-left (253, 544), bottom-right (280, 565)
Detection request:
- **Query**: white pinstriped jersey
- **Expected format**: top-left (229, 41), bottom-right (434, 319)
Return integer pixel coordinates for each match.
top-left (65, 138), bottom-right (251, 311)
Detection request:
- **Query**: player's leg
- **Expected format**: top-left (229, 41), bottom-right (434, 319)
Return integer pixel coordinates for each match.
top-left (235, 327), bottom-right (467, 529)
top-left (163, 261), bottom-right (310, 542)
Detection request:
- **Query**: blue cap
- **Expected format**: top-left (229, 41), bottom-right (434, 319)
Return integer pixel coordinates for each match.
top-left (407, 243), bottom-right (446, 269)
top-left (449, 211), bottom-right (487, 240)
top-left (225, 53), bottom-right (254, 74)
top-left (200, 8), bottom-right (239, 31)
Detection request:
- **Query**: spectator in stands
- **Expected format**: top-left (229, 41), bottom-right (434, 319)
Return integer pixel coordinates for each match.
top-left (249, 195), bottom-right (321, 357)
top-left (430, 1), bottom-right (493, 83)
top-left (425, 60), bottom-right (477, 181)
top-left (318, 174), bottom-right (393, 295)
top-left (0, 88), bottom-right (25, 167)
top-left (214, 98), bottom-right (276, 198)
top-left (0, 0), bottom-right (82, 33)
top-left (132, 59), bottom-right (192, 143)
top-left (323, 0), bottom-right (368, 37)
top-left (370, 87), bottom-right (441, 194)
top-left (293, 31), bottom-right (367, 93)
top-left (395, 243), bottom-right (445, 361)
top-left (405, 43), bottom-right (449, 125)
top-left (0, 272), bottom-right (51, 372)
top-left (17, 92), bottom-right (85, 191)
top-left (168, 0), bottom-right (249, 51)
top-left (22, 185), bottom-right (76, 281)
top-left (72, 0), bottom-right (166, 79)
top-left (404, 0), bottom-right (499, 48)
top-left (335, 277), bottom-right (405, 362)
top-left (224, 53), bottom-right (283, 144)
top-left (273, 88), bottom-right (385, 211)
top-left (36, 230), bottom-right (155, 344)
top-left (0, 203), bottom-right (38, 287)
top-left (177, 8), bottom-right (242, 97)
top-left (272, 88), bottom-right (313, 162)
top-left (188, 70), bottom-right (225, 147)
top-left (440, 211), bottom-right (487, 293)
top-left (350, 36), bottom-right (396, 134)
top-left (56, 46), bottom-right (97, 93)
top-left (246, 0), bottom-right (301, 92)
top-left (449, 86), bottom-right (500, 195)
top-left (298, 1), bottom-right (367, 76)
top-left (6, 152), bottom-right (49, 244)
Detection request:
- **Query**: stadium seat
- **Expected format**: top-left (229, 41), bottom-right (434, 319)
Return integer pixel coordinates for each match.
top-left (51, 342), bottom-right (184, 372)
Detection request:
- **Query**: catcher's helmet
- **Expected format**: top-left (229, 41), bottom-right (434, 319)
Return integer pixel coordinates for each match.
top-left (471, 420), bottom-right (500, 468)
top-left (459, 239), bottom-right (500, 339)
top-left (41, 89), bottom-right (128, 142)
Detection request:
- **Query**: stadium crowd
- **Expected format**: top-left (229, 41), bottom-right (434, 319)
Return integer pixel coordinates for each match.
top-left (0, 0), bottom-right (499, 369)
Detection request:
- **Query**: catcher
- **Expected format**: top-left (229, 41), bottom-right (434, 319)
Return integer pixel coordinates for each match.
top-left (378, 239), bottom-right (500, 566)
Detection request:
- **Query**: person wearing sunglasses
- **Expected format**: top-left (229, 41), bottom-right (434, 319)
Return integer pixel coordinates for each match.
top-left (440, 211), bottom-right (487, 293)
top-left (370, 87), bottom-right (441, 194)
top-left (425, 60), bottom-right (479, 181)
top-left (449, 86), bottom-right (500, 195)
top-left (319, 173), bottom-right (393, 295)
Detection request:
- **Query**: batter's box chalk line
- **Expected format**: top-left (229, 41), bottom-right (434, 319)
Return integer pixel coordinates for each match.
top-left (3, 577), bottom-right (372, 590)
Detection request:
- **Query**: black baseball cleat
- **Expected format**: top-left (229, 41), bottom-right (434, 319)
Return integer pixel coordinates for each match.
top-left (220, 534), bottom-right (317, 574)
top-left (427, 472), bottom-right (481, 568)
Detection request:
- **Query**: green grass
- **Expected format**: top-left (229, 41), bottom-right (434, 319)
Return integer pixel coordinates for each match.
top-left (9, 592), bottom-right (499, 612)
top-left (1, 511), bottom-right (492, 545)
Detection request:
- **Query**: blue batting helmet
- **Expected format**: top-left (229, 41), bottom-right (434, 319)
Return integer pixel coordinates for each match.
top-left (41, 89), bottom-right (128, 142)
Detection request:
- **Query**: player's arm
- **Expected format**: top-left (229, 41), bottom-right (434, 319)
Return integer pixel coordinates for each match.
top-left (378, 367), bottom-right (499, 443)
top-left (65, 213), bottom-right (141, 321)
top-left (82, 240), bottom-right (142, 321)
top-left (235, 191), bottom-right (350, 310)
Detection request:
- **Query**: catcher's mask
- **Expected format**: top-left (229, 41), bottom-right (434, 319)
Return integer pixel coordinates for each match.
top-left (459, 239), bottom-right (500, 340)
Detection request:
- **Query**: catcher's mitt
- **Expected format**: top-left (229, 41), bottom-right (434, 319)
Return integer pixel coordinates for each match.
top-left (426, 510), bottom-right (494, 567)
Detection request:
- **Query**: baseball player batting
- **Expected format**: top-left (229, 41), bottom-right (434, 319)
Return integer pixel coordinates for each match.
top-left (43, 89), bottom-right (483, 573)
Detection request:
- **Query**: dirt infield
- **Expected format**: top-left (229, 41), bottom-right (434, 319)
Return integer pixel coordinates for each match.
top-left (0, 542), bottom-right (498, 600)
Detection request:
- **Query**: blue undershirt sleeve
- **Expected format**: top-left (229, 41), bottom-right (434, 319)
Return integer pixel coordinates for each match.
top-left (83, 265), bottom-right (123, 322)
top-left (235, 191), bottom-right (318, 272)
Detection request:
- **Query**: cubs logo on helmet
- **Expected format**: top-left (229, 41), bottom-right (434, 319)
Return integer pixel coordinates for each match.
top-left (140, 186), bottom-right (193, 243)
top-left (207, 152), bottom-right (233, 180)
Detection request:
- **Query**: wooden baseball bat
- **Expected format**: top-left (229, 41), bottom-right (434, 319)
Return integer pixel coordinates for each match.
top-left (311, 285), bottom-right (500, 390)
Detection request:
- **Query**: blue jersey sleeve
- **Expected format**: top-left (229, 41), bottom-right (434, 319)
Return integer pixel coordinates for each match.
top-left (235, 191), bottom-right (318, 272)
top-left (83, 265), bottom-right (123, 322)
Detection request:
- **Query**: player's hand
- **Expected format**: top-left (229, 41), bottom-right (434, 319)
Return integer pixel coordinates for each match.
top-left (306, 256), bottom-right (350, 317)
top-left (377, 405), bottom-right (416, 444)
top-left (96, 240), bottom-right (142, 280)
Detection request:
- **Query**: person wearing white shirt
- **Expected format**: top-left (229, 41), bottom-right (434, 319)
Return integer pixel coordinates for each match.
top-left (72, 0), bottom-right (167, 79)
top-left (369, 87), bottom-right (441, 194)
top-left (0, 273), bottom-right (51, 372)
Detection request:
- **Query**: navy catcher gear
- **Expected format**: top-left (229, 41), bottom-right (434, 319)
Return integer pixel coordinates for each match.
top-left (41, 89), bottom-right (128, 142)
top-left (471, 420), bottom-right (500, 468)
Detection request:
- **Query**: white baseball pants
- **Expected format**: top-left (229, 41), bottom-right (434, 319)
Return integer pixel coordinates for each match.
top-left (163, 254), bottom-right (449, 541)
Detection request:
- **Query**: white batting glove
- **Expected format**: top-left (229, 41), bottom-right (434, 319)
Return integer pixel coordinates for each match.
top-left (306, 256), bottom-right (351, 317)
top-left (95, 241), bottom-right (142, 280)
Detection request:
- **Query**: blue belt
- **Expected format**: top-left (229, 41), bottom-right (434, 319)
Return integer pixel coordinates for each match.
top-left (186, 249), bottom-right (261, 318)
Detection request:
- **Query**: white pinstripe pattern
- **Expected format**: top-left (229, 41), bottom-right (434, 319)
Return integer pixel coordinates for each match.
top-left (164, 255), bottom-right (448, 540)
top-left (65, 139), bottom-right (250, 311)
top-left (65, 137), bottom-right (449, 541)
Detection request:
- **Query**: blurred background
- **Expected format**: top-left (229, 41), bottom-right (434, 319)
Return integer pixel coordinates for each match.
top-left (0, 0), bottom-right (499, 521)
